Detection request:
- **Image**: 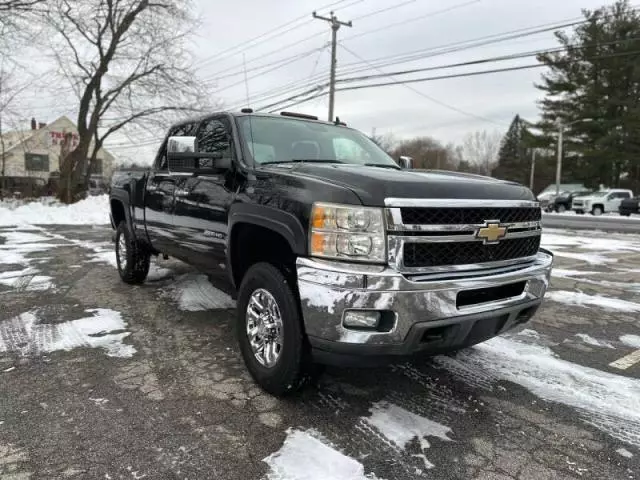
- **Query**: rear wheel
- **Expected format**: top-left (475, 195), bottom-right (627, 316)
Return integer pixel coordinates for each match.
top-left (115, 221), bottom-right (150, 284)
top-left (236, 262), bottom-right (310, 396)
top-left (557, 204), bottom-right (566, 213)
top-left (592, 205), bottom-right (604, 216)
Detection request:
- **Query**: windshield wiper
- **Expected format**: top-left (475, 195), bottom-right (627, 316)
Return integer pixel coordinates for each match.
top-left (364, 163), bottom-right (401, 170)
top-left (260, 159), bottom-right (345, 165)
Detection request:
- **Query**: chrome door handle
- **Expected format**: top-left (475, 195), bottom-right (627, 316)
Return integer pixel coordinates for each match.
top-left (175, 188), bottom-right (190, 197)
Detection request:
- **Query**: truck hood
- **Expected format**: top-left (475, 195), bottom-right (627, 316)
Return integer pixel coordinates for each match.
top-left (264, 163), bottom-right (535, 206)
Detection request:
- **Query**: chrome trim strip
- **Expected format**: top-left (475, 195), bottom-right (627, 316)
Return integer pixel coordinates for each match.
top-left (407, 262), bottom-right (534, 281)
top-left (385, 219), bottom-right (542, 232)
top-left (390, 229), bottom-right (541, 244)
top-left (384, 198), bottom-right (540, 208)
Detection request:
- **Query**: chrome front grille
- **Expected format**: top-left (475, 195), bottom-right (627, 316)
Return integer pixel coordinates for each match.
top-left (400, 206), bottom-right (541, 225)
top-left (403, 236), bottom-right (541, 268)
top-left (385, 198), bottom-right (542, 275)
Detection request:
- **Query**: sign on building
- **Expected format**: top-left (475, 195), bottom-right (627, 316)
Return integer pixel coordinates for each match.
top-left (48, 131), bottom-right (79, 149)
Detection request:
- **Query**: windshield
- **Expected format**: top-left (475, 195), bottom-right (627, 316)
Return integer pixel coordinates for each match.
top-left (237, 116), bottom-right (399, 168)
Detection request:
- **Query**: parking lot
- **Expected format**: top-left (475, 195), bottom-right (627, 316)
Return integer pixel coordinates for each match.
top-left (1, 224), bottom-right (639, 479)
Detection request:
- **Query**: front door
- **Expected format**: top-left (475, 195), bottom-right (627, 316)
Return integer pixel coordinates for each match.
top-left (144, 121), bottom-right (198, 256)
top-left (173, 115), bottom-right (237, 277)
top-left (144, 171), bottom-right (179, 255)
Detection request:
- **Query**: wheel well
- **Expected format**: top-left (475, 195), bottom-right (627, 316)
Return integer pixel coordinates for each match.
top-left (592, 203), bottom-right (604, 211)
top-left (111, 199), bottom-right (126, 227)
top-left (231, 223), bottom-right (296, 288)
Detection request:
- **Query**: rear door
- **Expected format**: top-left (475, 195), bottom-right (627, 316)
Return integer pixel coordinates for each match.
top-left (144, 122), bottom-right (198, 255)
top-left (173, 115), bottom-right (238, 275)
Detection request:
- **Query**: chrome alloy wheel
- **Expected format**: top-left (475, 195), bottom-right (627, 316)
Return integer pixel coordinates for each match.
top-left (246, 288), bottom-right (284, 368)
top-left (117, 234), bottom-right (128, 270)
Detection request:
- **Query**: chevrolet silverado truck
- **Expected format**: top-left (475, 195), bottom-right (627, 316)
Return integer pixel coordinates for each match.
top-left (109, 110), bottom-right (553, 396)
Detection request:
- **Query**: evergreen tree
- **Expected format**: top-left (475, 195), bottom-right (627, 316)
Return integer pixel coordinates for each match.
top-left (536, 0), bottom-right (640, 189)
top-left (492, 115), bottom-right (531, 184)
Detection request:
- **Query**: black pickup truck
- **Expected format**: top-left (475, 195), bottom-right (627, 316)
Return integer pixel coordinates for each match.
top-left (110, 110), bottom-right (553, 395)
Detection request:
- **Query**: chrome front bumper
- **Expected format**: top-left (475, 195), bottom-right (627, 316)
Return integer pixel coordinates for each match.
top-left (296, 250), bottom-right (553, 360)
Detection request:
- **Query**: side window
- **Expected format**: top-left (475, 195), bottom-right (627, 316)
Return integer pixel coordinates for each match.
top-left (332, 137), bottom-right (371, 164)
top-left (197, 117), bottom-right (233, 169)
top-left (621, 192), bottom-right (631, 199)
top-left (156, 122), bottom-right (198, 170)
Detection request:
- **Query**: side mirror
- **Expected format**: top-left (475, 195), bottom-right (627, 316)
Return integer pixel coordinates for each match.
top-left (166, 135), bottom-right (225, 172)
top-left (398, 156), bottom-right (413, 169)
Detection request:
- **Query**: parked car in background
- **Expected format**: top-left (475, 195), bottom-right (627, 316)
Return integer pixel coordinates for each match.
top-left (619, 196), bottom-right (640, 216)
top-left (571, 189), bottom-right (634, 215)
top-left (537, 183), bottom-right (587, 211)
top-left (0, 176), bottom-right (47, 198)
top-left (552, 189), bottom-right (593, 213)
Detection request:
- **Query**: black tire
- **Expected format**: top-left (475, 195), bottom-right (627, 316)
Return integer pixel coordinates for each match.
top-left (236, 262), bottom-right (310, 396)
top-left (591, 205), bottom-right (604, 216)
top-left (557, 204), bottom-right (566, 213)
top-left (115, 221), bottom-right (150, 284)
top-left (620, 212), bottom-right (631, 217)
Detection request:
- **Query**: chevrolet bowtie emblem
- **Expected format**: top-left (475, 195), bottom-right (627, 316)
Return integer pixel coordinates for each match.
top-left (476, 221), bottom-right (507, 244)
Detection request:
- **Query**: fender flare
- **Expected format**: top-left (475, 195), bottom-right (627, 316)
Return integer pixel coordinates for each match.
top-left (228, 203), bottom-right (308, 286)
top-left (109, 190), bottom-right (135, 232)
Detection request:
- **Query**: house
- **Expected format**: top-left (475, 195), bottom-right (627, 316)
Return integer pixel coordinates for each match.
top-left (0, 116), bottom-right (116, 194)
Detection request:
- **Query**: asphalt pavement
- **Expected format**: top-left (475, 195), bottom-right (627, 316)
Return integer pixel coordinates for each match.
top-left (542, 212), bottom-right (640, 233)
top-left (1, 225), bottom-right (639, 479)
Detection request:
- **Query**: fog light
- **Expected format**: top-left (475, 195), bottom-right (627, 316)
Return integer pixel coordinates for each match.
top-left (343, 310), bottom-right (381, 329)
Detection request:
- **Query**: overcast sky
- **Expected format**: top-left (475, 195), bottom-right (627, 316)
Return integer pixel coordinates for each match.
top-left (16, 0), bottom-right (615, 163)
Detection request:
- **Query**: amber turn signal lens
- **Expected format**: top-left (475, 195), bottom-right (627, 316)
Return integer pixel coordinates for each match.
top-left (312, 207), bottom-right (325, 229)
top-left (311, 232), bottom-right (325, 254)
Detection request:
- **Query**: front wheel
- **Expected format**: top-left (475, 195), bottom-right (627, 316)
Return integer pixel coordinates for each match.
top-left (592, 206), bottom-right (604, 216)
top-left (236, 262), bottom-right (310, 396)
top-left (557, 204), bottom-right (566, 213)
top-left (115, 221), bottom-right (150, 284)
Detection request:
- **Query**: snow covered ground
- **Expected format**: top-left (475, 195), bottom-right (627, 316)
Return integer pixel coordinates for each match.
top-left (543, 210), bottom-right (640, 221)
top-left (0, 195), bottom-right (109, 226)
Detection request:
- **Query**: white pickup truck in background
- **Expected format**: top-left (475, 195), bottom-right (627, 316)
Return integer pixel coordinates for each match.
top-left (571, 189), bottom-right (634, 215)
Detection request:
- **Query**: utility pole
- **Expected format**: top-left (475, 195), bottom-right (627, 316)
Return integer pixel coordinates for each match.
top-left (529, 149), bottom-right (536, 191)
top-left (555, 123), bottom-right (563, 196)
top-left (312, 11), bottom-right (352, 122)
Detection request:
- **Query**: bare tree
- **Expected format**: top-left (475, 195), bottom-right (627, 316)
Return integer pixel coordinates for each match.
top-left (0, 60), bottom-right (34, 197)
top-left (460, 130), bottom-right (502, 176)
top-left (0, 0), bottom-right (48, 53)
top-left (46, 0), bottom-right (209, 202)
top-left (391, 136), bottom-right (459, 170)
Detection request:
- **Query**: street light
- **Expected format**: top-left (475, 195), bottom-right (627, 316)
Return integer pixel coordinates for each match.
top-left (555, 118), bottom-right (592, 196)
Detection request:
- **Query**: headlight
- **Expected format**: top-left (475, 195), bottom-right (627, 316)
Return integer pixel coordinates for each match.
top-left (310, 203), bottom-right (386, 263)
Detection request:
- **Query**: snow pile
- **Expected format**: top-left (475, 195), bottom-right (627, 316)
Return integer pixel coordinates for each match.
top-left (442, 335), bottom-right (640, 447)
top-left (164, 274), bottom-right (235, 311)
top-left (363, 401), bottom-right (452, 469)
top-left (263, 429), bottom-right (378, 480)
top-left (0, 308), bottom-right (135, 358)
top-left (573, 333), bottom-right (615, 349)
top-left (0, 267), bottom-right (54, 291)
top-left (621, 335), bottom-right (640, 349)
top-left (0, 195), bottom-right (109, 226)
top-left (547, 290), bottom-right (640, 312)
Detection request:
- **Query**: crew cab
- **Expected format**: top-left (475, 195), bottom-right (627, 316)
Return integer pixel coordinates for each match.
top-left (109, 110), bottom-right (553, 396)
top-left (571, 189), bottom-right (634, 215)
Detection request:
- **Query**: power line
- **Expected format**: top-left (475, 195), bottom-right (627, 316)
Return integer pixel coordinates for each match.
top-left (338, 44), bottom-right (505, 126)
top-left (337, 36), bottom-right (640, 85)
top-left (343, 0), bottom-right (481, 43)
top-left (195, 0), bottom-right (359, 72)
